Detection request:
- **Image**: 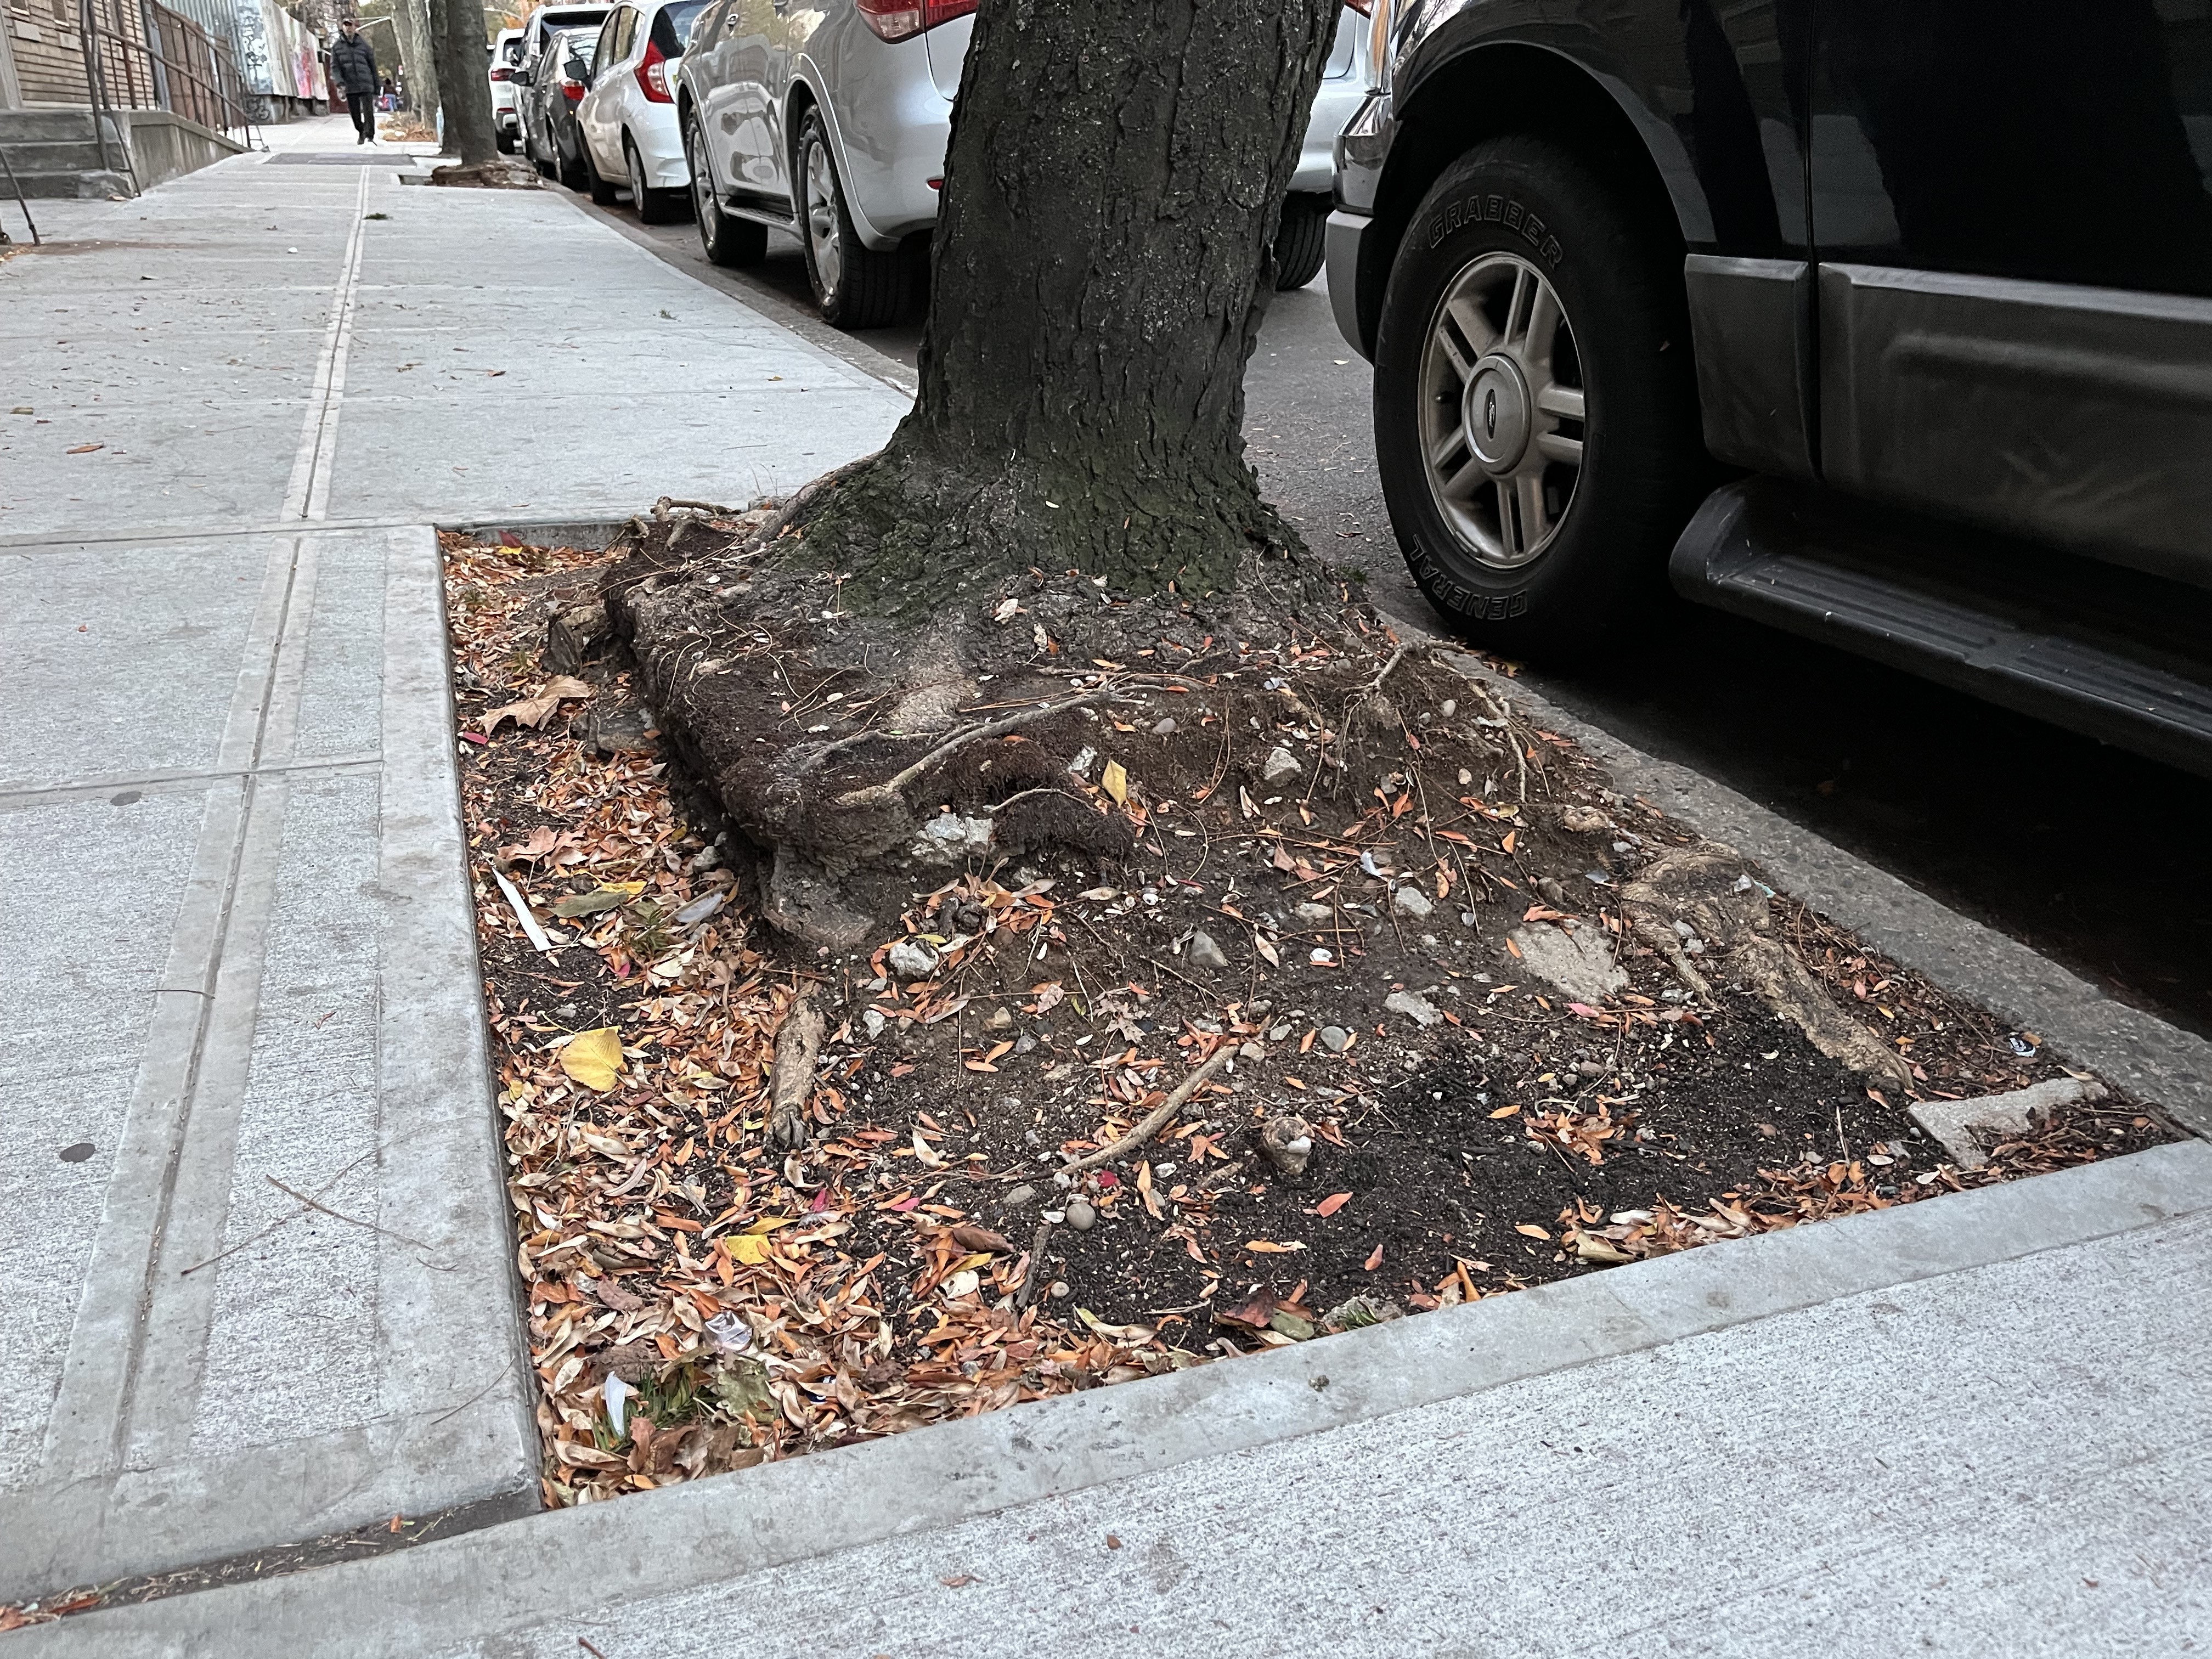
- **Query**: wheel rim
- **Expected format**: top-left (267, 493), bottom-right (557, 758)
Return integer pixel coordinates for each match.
top-left (687, 122), bottom-right (714, 226)
top-left (1417, 252), bottom-right (1586, 571)
top-left (629, 147), bottom-right (647, 206)
top-left (803, 138), bottom-right (842, 300)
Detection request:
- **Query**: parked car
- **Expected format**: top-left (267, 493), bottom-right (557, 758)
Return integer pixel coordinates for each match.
top-left (489, 28), bottom-right (526, 153)
top-left (522, 27), bottom-right (602, 189)
top-left (674, 0), bottom-right (1368, 328)
top-left (1328, 0), bottom-right (2212, 776)
top-left (514, 4), bottom-right (614, 169)
top-left (574, 0), bottom-right (708, 222)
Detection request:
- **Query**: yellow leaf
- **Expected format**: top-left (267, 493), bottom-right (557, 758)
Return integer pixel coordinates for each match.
top-left (559, 1027), bottom-right (624, 1092)
top-left (743, 1216), bottom-right (795, 1235)
top-left (726, 1234), bottom-right (771, 1265)
top-left (1487, 1103), bottom-right (1521, 1119)
top-left (1101, 759), bottom-right (1128, 805)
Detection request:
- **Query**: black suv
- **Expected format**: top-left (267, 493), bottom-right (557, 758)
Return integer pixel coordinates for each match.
top-left (1328, 1), bottom-right (2212, 776)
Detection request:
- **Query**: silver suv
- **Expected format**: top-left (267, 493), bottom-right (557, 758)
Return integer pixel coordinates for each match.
top-left (676, 0), bottom-right (1367, 328)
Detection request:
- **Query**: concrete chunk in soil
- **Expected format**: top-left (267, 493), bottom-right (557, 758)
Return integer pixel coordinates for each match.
top-left (1912, 1076), bottom-right (2108, 1170)
top-left (1393, 884), bottom-right (1434, 919)
top-left (1261, 746), bottom-right (1302, 783)
top-left (1385, 990), bottom-right (1441, 1028)
top-left (1187, 929), bottom-right (1230, 971)
top-left (1508, 922), bottom-right (1628, 1003)
top-left (887, 938), bottom-right (940, 979)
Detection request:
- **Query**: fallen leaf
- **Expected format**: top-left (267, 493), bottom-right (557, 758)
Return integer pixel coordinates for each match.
top-left (950, 1223), bottom-right (1013, 1254)
top-left (1254, 934), bottom-right (1280, 967)
top-left (1101, 759), bottom-right (1128, 804)
top-left (66, 443), bottom-right (104, 454)
top-left (1487, 1103), bottom-right (1521, 1119)
top-left (1314, 1192), bottom-right (1352, 1217)
top-left (482, 675), bottom-right (593, 735)
top-left (558, 1027), bottom-right (624, 1092)
top-left (552, 881), bottom-right (645, 917)
top-left (1244, 1239), bottom-right (1304, 1254)
top-left (1501, 830), bottom-right (1517, 854)
top-left (1514, 1223), bottom-right (1551, 1240)
top-left (1573, 1234), bottom-right (1633, 1264)
top-left (941, 1573), bottom-right (976, 1588)
top-left (1362, 1243), bottom-right (1384, 1271)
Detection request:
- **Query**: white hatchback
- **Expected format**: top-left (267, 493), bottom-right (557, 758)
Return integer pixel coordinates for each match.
top-left (575, 0), bottom-right (709, 222)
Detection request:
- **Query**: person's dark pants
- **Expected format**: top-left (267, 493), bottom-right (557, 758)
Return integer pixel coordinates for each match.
top-left (347, 92), bottom-right (375, 142)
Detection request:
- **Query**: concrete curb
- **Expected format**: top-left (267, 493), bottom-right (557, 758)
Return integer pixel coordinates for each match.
top-left (27, 1139), bottom-right (2211, 1654)
top-left (1423, 651), bottom-right (2212, 1136)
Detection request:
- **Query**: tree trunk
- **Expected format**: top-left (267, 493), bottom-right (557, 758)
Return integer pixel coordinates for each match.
top-left (428, 0), bottom-right (496, 164)
top-left (396, 0), bottom-right (440, 121)
top-left (786, 0), bottom-right (1343, 613)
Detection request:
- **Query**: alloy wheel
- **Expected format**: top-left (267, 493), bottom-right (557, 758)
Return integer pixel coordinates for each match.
top-left (803, 138), bottom-right (843, 301)
top-left (1417, 252), bottom-right (1587, 569)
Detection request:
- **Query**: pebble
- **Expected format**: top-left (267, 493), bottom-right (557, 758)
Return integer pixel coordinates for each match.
top-left (1535, 876), bottom-right (1568, 905)
top-left (1152, 718), bottom-right (1178, 736)
top-left (1392, 885), bottom-right (1434, 918)
top-left (1269, 1023), bottom-right (1294, 1041)
top-left (862, 1008), bottom-right (887, 1039)
top-left (1440, 699), bottom-right (1457, 717)
top-left (1003, 1183), bottom-right (1038, 1209)
top-left (1015, 1033), bottom-right (1037, 1054)
top-left (1384, 990), bottom-right (1441, 1028)
top-left (887, 938), bottom-right (940, 979)
top-left (1458, 769), bottom-right (1474, 786)
top-left (1064, 1199), bottom-right (1096, 1231)
top-left (1261, 746), bottom-right (1302, 783)
top-left (1049, 1281), bottom-right (1070, 1299)
top-left (1187, 929), bottom-right (1230, 971)
top-left (1319, 1025), bottom-right (1351, 1053)
top-left (987, 1005), bottom-right (1015, 1030)
top-left (1293, 901), bottom-right (1333, 924)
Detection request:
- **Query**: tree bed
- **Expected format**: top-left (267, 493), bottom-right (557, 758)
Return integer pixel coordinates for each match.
top-left (442, 524), bottom-right (2175, 1509)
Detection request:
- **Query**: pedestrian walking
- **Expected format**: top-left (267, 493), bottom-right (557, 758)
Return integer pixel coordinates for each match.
top-left (330, 19), bottom-right (380, 145)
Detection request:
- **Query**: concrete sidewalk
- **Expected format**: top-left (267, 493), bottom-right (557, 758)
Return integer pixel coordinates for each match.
top-left (0, 120), bottom-right (906, 1600)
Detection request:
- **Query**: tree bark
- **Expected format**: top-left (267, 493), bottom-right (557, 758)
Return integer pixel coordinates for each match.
top-left (428, 0), bottom-right (496, 163)
top-left (785, 0), bottom-right (1343, 612)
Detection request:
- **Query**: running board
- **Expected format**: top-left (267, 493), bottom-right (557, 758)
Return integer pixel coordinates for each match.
top-left (1669, 478), bottom-right (2212, 779)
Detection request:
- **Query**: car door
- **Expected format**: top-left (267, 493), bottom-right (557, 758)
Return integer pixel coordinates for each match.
top-left (580, 7), bottom-right (633, 172)
top-left (1809, 0), bottom-right (2212, 584)
top-left (697, 0), bottom-right (783, 199)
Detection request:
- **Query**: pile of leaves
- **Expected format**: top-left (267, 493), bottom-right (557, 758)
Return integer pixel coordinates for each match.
top-left (439, 528), bottom-right (2176, 1511)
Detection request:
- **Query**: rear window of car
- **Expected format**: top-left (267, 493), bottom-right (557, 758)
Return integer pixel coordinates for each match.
top-left (499, 36), bottom-right (524, 63)
top-left (651, 1), bottom-right (707, 58)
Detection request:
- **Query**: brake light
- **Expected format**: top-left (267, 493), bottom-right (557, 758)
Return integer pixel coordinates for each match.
top-left (636, 37), bottom-right (673, 101)
top-left (490, 65), bottom-right (513, 80)
top-left (562, 78), bottom-right (586, 101)
top-left (1343, 0), bottom-right (1370, 12)
top-left (855, 0), bottom-right (974, 44)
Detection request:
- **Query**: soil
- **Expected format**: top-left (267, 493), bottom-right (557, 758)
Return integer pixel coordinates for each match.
top-left (434, 520), bottom-right (2180, 1510)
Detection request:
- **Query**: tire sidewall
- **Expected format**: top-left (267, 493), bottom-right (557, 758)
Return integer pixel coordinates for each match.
top-left (796, 113), bottom-right (843, 316)
top-left (1374, 141), bottom-right (1688, 650)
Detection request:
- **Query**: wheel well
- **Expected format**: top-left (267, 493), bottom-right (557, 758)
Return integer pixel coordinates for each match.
top-left (1359, 43), bottom-right (1685, 354)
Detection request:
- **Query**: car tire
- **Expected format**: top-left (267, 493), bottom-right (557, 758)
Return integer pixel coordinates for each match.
top-left (627, 139), bottom-right (685, 225)
top-left (527, 127), bottom-right (555, 179)
top-left (496, 128), bottom-right (516, 155)
top-left (795, 108), bottom-right (906, 330)
top-left (583, 139), bottom-right (619, 206)
top-left (686, 109), bottom-right (766, 267)
top-left (558, 129), bottom-right (589, 193)
top-left (1273, 194), bottom-right (1328, 291)
top-left (1373, 136), bottom-right (1701, 658)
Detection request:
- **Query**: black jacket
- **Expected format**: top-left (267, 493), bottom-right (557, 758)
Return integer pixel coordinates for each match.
top-left (330, 33), bottom-right (378, 98)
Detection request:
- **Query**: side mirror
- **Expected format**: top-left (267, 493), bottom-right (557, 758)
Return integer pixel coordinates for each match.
top-left (566, 55), bottom-right (590, 84)
top-left (513, 65), bottom-right (533, 84)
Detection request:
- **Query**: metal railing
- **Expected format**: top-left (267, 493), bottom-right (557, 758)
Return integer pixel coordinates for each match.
top-left (76, 0), bottom-right (264, 191)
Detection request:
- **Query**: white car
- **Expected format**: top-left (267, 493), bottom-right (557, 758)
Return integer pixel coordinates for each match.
top-left (675, 0), bottom-right (1369, 328)
top-left (489, 28), bottom-right (525, 152)
top-left (574, 0), bottom-right (707, 221)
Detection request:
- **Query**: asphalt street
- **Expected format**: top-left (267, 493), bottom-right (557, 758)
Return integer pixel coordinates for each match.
top-left (589, 203), bottom-right (2212, 1043)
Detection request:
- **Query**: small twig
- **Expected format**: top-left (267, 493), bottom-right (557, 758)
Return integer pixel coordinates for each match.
top-left (1363, 641), bottom-right (1416, 696)
top-left (492, 867), bottom-right (561, 955)
top-left (1059, 1041), bottom-right (1246, 1179)
top-left (1463, 682), bottom-right (1529, 803)
top-left (265, 1175), bottom-right (445, 1260)
top-left (1014, 1218), bottom-right (1056, 1310)
top-left (833, 692), bottom-right (1111, 810)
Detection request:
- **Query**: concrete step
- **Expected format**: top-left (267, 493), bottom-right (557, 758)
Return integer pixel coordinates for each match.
top-left (1, 138), bottom-right (117, 172)
top-left (2, 167), bottom-right (133, 199)
top-left (0, 109), bottom-right (127, 144)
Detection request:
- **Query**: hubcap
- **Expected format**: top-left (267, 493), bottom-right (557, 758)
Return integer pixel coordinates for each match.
top-left (689, 125), bottom-right (712, 221)
top-left (804, 138), bottom-right (842, 300)
top-left (1418, 252), bottom-right (1586, 570)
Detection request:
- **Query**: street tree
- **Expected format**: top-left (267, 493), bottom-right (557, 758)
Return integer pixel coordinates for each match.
top-left (619, 0), bottom-right (1394, 986)
top-left (428, 0), bottom-right (498, 163)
